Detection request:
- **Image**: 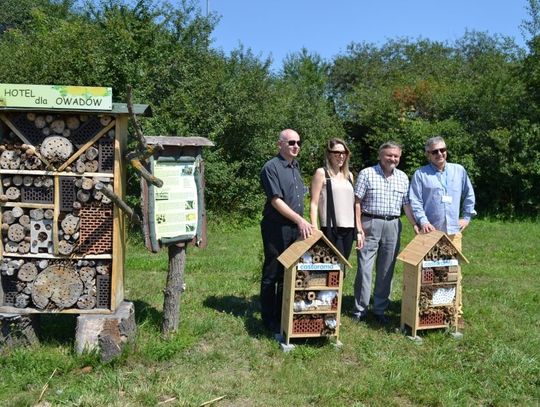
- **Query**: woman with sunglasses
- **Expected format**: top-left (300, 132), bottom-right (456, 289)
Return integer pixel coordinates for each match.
top-left (310, 138), bottom-right (356, 259)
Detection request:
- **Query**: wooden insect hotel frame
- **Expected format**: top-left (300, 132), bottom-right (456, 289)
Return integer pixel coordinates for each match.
top-left (397, 231), bottom-right (468, 338)
top-left (278, 230), bottom-right (351, 346)
top-left (0, 102), bottom-right (150, 315)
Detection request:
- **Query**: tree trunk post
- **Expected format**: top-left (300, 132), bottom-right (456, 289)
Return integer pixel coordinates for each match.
top-left (162, 243), bottom-right (186, 334)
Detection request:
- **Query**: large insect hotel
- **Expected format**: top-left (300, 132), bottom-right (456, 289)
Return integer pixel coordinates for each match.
top-left (278, 230), bottom-right (351, 347)
top-left (0, 85), bottom-right (148, 315)
top-left (397, 230), bottom-right (468, 338)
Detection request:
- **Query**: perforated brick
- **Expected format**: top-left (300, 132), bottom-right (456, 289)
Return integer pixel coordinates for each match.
top-left (1, 275), bottom-right (18, 306)
top-left (59, 177), bottom-right (76, 211)
top-left (71, 117), bottom-right (104, 147)
top-left (9, 114), bottom-right (44, 145)
top-left (98, 138), bottom-right (115, 173)
top-left (327, 271), bottom-right (340, 287)
top-left (419, 311), bottom-right (446, 326)
top-left (292, 316), bottom-right (324, 334)
top-left (21, 186), bottom-right (54, 204)
top-left (79, 204), bottom-right (113, 254)
top-left (422, 268), bottom-right (434, 284)
top-left (96, 273), bottom-right (111, 309)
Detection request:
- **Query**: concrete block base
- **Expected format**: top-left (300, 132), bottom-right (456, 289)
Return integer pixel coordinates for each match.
top-left (0, 313), bottom-right (40, 349)
top-left (75, 301), bottom-right (136, 362)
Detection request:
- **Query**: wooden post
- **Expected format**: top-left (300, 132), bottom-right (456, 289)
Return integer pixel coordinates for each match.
top-left (162, 243), bottom-right (186, 334)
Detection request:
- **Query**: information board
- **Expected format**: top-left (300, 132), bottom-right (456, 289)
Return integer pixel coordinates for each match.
top-left (152, 160), bottom-right (198, 241)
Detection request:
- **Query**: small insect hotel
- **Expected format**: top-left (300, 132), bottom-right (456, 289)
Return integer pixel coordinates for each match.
top-left (0, 84), bottom-right (146, 315)
top-left (397, 231), bottom-right (468, 338)
top-left (278, 230), bottom-right (351, 346)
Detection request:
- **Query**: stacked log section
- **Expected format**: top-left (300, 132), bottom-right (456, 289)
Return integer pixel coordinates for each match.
top-left (0, 139), bottom-right (44, 171)
top-left (1, 258), bottom-right (111, 310)
top-left (1, 207), bottom-right (50, 254)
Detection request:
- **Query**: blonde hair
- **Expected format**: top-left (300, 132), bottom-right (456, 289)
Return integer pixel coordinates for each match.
top-left (325, 138), bottom-right (351, 180)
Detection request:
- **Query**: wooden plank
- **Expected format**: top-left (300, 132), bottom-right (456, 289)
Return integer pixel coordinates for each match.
top-left (0, 305), bottom-right (113, 315)
top-left (288, 333), bottom-right (337, 338)
top-left (0, 169), bottom-right (113, 178)
top-left (57, 120), bottom-right (116, 172)
top-left (0, 113), bottom-right (54, 169)
top-left (0, 202), bottom-right (55, 209)
top-left (0, 170), bottom-right (51, 176)
top-left (145, 135), bottom-right (214, 147)
top-left (400, 265), bottom-right (420, 335)
top-left (110, 116), bottom-right (126, 311)
top-left (281, 267), bottom-right (294, 343)
top-left (1, 252), bottom-right (112, 259)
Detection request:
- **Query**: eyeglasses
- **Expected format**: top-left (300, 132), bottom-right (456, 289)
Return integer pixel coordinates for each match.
top-left (328, 150), bottom-right (348, 156)
top-left (429, 147), bottom-right (447, 155)
top-left (285, 140), bottom-right (302, 147)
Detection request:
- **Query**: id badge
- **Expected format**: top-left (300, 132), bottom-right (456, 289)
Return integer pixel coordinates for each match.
top-left (442, 195), bottom-right (453, 204)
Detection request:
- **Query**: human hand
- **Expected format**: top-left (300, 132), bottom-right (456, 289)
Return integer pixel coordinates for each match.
top-left (355, 232), bottom-right (365, 250)
top-left (297, 218), bottom-right (315, 239)
top-left (458, 219), bottom-right (470, 231)
top-left (413, 224), bottom-right (420, 235)
top-left (421, 223), bottom-right (436, 234)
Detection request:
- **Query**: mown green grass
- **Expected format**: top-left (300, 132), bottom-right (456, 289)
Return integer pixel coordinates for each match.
top-left (1, 219), bottom-right (539, 406)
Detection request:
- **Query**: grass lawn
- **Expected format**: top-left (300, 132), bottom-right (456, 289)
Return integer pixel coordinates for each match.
top-left (1, 218), bottom-right (539, 406)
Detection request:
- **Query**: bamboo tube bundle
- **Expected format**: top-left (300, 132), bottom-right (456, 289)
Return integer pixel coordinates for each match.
top-left (433, 267), bottom-right (449, 283)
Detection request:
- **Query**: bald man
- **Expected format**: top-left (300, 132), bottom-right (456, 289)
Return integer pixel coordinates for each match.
top-left (260, 129), bottom-right (314, 333)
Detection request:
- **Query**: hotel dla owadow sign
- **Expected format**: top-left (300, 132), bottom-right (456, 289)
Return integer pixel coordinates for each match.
top-left (0, 84), bottom-right (112, 111)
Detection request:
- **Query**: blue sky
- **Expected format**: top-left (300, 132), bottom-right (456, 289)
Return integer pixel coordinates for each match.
top-left (200, 1), bottom-right (530, 71)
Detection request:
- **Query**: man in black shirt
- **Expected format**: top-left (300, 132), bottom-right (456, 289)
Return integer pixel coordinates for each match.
top-left (260, 129), bottom-right (314, 333)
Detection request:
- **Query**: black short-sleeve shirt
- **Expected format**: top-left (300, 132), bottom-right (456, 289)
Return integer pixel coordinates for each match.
top-left (261, 154), bottom-right (305, 224)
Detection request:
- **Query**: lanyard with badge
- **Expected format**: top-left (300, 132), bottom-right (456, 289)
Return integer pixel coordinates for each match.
top-left (437, 167), bottom-right (453, 204)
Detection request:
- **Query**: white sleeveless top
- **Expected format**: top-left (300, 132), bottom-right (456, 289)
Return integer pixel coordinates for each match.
top-left (318, 176), bottom-right (355, 228)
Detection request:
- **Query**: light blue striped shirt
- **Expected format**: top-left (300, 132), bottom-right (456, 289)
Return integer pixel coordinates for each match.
top-left (409, 162), bottom-right (476, 234)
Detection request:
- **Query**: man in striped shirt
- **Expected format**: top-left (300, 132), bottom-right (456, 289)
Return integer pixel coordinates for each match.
top-left (353, 141), bottom-right (417, 324)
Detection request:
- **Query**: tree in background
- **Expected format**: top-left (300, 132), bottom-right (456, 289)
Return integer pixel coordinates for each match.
top-left (0, 0), bottom-right (538, 219)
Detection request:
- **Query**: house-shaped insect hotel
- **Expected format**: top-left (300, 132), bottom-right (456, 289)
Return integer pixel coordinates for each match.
top-left (397, 231), bottom-right (468, 337)
top-left (0, 84), bottom-right (150, 314)
top-left (277, 230), bottom-right (351, 346)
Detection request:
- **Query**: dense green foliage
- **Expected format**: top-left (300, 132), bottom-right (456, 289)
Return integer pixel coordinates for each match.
top-left (1, 0), bottom-right (539, 217)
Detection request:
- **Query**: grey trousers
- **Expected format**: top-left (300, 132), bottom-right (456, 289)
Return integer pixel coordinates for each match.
top-left (353, 217), bottom-right (401, 317)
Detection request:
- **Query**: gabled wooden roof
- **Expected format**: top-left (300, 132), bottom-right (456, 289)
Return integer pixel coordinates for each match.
top-left (397, 230), bottom-right (469, 266)
top-left (277, 229), bottom-right (352, 269)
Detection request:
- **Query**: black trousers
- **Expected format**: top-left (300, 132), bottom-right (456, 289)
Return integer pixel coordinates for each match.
top-left (322, 226), bottom-right (355, 260)
top-left (260, 218), bottom-right (298, 329)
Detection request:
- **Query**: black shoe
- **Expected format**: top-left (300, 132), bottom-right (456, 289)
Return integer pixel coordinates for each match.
top-left (374, 314), bottom-right (389, 325)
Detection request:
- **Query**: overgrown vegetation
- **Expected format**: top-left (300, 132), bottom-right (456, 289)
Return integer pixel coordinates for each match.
top-left (0, 219), bottom-right (538, 405)
top-left (1, 0), bottom-right (540, 218)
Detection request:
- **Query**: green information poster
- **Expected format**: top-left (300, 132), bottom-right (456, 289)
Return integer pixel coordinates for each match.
top-left (152, 160), bottom-right (198, 240)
